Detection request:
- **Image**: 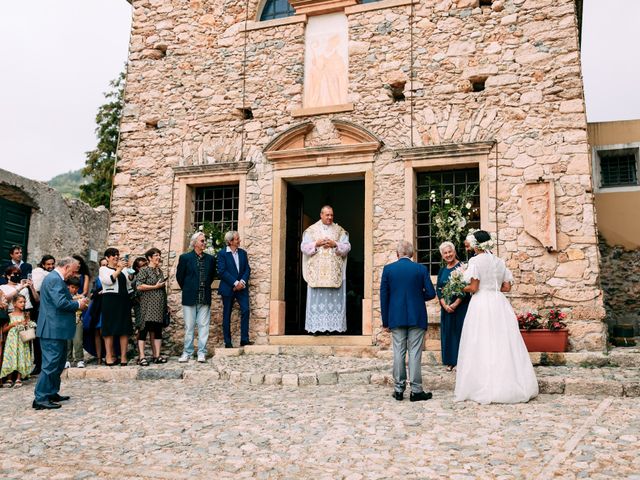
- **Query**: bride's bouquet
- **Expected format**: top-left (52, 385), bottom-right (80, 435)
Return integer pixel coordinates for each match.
top-left (441, 264), bottom-right (468, 304)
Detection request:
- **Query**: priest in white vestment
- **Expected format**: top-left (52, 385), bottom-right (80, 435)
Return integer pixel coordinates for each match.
top-left (300, 205), bottom-right (351, 333)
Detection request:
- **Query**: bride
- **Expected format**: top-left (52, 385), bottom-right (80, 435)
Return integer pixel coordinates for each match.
top-left (454, 230), bottom-right (538, 404)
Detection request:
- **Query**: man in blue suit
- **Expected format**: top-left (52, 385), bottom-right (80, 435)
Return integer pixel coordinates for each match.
top-left (380, 240), bottom-right (436, 402)
top-left (176, 232), bottom-right (216, 363)
top-left (217, 231), bottom-right (251, 348)
top-left (33, 257), bottom-right (88, 410)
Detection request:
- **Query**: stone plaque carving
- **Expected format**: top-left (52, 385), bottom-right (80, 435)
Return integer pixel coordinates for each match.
top-left (303, 13), bottom-right (348, 109)
top-left (522, 181), bottom-right (557, 251)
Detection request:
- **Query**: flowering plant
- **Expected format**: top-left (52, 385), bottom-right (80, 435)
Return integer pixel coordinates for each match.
top-left (421, 186), bottom-right (478, 244)
top-left (517, 309), bottom-right (568, 331)
top-left (441, 264), bottom-right (468, 304)
top-left (196, 222), bottom-right (227, 256)
top-left (545, 309), bottom-right (568, 331)
top-left (15, 320), bottom-right (37, 331)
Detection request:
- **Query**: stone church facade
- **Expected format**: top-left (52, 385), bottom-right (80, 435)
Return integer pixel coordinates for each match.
top-left (110, 0), bottom-right (606, 352)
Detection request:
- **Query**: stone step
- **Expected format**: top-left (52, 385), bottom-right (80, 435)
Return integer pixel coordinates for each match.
top-left (61, 361), bottom-right (640, 397)
top-left (268, 335), bottom-right (374, 346)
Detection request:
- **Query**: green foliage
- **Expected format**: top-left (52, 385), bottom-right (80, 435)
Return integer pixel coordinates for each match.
top-left (47, 169), bottom-right (89, 199)
top-left (418, 183), bottom-right (478, 245)
top-left (80, 71), bottom-right (125, 208)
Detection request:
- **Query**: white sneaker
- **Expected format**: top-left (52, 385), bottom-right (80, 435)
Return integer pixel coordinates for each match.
top-left (178, 353), bottom-right (190, 363)
top-left (77, 361), bottom-right (85, 368)
top-left (197, 353), bottom-right (206, 363)
top-left (64, 361), bottom-right (71, 369)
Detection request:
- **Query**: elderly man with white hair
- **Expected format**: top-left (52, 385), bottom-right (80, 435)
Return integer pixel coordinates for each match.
top-left (216, 230), bottom-right (251, 348)
top-left (176, 231), bottom-right (216, 363)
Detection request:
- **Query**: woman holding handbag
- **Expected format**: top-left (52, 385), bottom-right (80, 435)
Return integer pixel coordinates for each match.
top-left (0, 294), bottom-right (35, 388)
top-left (135, 248), bottom-right (168, 365)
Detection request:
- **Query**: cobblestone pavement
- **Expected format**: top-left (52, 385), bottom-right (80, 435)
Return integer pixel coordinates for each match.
top-left (2, 377), bottom-right (639, 479)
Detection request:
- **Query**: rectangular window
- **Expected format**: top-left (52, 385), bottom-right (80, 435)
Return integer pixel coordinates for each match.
top-left (416, 168), bottom-right (481, 276)
top-left (598, 148), bottom-right (638, 188)
top-left (193, 184), bottom-right (239, 232)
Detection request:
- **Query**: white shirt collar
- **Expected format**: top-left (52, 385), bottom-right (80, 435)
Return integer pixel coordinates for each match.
top-left (226, 246), bottom-right (238, 254)
top-left (55, 269), bottom-right (65, 280)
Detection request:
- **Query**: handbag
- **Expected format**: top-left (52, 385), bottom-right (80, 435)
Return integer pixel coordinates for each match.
top-left (19, 327), bottom-right (36, 343)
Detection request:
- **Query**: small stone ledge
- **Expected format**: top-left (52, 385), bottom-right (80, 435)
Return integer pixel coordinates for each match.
top-left (172, 162), bottom-right (253, 178)
top-left (345, 0), bottom-right (417, 15)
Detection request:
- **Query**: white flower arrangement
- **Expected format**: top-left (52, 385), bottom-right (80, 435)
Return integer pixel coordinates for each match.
top-left (420, 186), bottom-right (478, 244)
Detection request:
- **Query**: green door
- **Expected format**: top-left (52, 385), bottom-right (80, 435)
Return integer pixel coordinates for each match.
top-left (0, 197), bottom-right (31, 261)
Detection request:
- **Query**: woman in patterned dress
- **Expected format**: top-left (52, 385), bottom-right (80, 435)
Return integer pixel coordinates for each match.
top-left (1, 294), bottom-right (34, 388)
top-left (135, 248), bottom-right (168, 365)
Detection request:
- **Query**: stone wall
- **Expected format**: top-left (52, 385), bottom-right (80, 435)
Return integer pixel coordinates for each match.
top-left (0, 167), bottom-right (110, 271)
top-left (599, 239), bottom-right (640, 336)
top-left (111, 0), bottom-right (607, 352)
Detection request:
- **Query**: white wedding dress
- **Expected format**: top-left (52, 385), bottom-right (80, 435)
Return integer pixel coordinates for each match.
top-left (454, 252), bottom-right (539, 404)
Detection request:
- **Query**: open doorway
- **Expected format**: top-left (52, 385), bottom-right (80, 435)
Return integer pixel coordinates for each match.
top-left (284, 179), bottom-right (364, 335)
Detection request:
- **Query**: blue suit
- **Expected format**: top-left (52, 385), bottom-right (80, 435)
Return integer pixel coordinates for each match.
top-left (217, 248), bottom-right (251, 345)
top-left (380, 257), bottom-right (436, 394)
top-left (380, 258), bottom-right (436, 329)
top-left (34, 270), bottom-right (79, 402)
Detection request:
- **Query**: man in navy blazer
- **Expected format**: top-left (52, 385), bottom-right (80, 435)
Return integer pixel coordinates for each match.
top-left (176, 232), bottom-right (216, 363)
top-left (217, 231), bottom-right (251, 348)
top-left (0, 245), bottom-right (32, 285)
top-left (33, 257), bottom-right (88, 410)
top-left (380, 240), bottom-right (436, 402)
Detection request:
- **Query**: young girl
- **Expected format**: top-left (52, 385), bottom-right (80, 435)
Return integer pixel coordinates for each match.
top-left (0, 294), bottom-right (35, 388)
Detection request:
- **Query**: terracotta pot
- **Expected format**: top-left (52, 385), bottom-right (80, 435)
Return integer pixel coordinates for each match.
top-left (519, 329), bottom-right (569, 353)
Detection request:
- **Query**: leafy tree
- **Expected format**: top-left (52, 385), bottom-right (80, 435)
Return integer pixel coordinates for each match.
top-left (80, 71), bottom-right (125, 208)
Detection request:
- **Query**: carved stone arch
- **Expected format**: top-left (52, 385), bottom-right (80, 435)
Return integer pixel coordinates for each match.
top-left (263, 119), bottom-right (382, 168)
top-left (332, 119), bottom-right (383, 146)
top-left (263, 121), bottom-right (314, 154)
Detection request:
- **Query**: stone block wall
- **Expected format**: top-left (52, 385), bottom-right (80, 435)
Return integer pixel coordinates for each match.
top-left (110, 0), bottom-right (606, 352)
top-left (0, 168), bottom-right (110, 270)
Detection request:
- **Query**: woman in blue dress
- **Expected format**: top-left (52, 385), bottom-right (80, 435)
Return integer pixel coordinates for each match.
top-left (436, 241), bottom-right (470, 371)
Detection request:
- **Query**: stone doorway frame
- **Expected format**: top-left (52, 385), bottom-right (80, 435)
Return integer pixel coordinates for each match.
top-left (264, 120), bottom-right (381, 340)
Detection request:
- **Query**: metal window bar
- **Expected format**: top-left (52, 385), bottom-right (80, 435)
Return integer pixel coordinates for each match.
top-left (193, 185), bottom-right (239, 233)
top-left (600, 152), bottom-right (637, 187)
top-left (416, 168), bottom-right (481, 276)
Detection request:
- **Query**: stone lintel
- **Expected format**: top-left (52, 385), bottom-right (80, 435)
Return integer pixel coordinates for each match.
top-left (290, 0), bottom-right (358, 16)
top-left (345, 0), bottom-right (418, 15)
top-left (292, 103), bottom-right (354, 118)
top-left (396, 141), bottom-right (496, 162)
top-left (172, 162), bottom-right (253, 178)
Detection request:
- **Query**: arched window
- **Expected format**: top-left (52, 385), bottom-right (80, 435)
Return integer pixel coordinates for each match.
top-left (260, 0), bottom-right (295, 21)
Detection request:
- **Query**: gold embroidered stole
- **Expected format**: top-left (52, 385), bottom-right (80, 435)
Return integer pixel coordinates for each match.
top-left (303, 220), bottom-right (346, 289)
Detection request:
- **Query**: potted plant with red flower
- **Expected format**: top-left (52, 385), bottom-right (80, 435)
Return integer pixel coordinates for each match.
top-left (517, 309), bottom-right (569, 352)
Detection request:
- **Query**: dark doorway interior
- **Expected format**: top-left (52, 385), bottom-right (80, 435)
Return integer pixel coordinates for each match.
top-left (284, 179), bottom-right (364, 335)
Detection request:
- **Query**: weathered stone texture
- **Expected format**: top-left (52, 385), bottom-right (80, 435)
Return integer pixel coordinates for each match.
top-left (111, 0), bottom-right (606, 352)
top-left (0, 168), bottom-right (109, 268)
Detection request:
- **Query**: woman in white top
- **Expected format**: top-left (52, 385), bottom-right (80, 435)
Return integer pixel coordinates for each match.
top-left (454, 230), bottom-right (538, 405)
top-left (99, 248), bottom-right (133, 366)
top-left (31, 255), bottom-right (56, 293)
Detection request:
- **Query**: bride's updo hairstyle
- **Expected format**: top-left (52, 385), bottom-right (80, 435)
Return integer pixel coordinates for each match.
top-left (473, 230), bottom-right (491, 245)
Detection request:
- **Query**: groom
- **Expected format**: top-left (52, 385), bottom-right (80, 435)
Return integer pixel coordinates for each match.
top-left (380, 240), bottom-right (436, 401)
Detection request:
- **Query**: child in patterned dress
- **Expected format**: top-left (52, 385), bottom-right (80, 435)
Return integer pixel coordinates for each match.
top-left (0, 294), bottom-right (34, 388)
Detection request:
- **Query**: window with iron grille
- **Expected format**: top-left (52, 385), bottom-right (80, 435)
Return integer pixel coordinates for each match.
top-left (416, 168), bottom-right (481, 276)
top-left (598, 148), bottom-right (638, 188)
top-left (260, 0), bottom-right (295, 21)
top-left (193, 185), bottom-right (239, 233)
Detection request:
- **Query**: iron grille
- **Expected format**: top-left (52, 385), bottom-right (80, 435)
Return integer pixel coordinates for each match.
top-left (193, 185), bottom-right (239, 233)
top-left (599, 150), bottom-right (638, 187)
top-left (416, 168), bottom-right (481, 276)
